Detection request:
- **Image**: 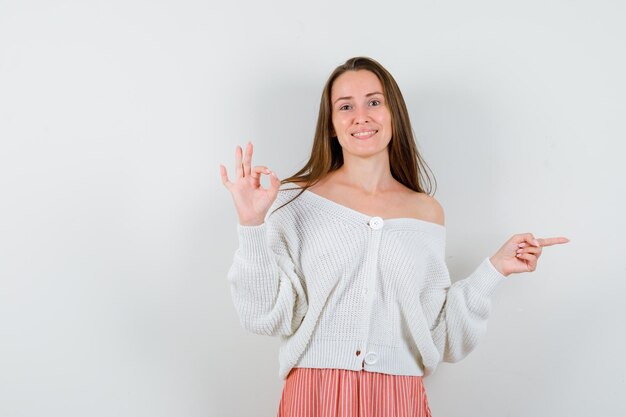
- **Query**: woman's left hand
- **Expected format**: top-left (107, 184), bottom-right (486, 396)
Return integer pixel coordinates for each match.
top-left (489, 233), bottom-right (570, 277)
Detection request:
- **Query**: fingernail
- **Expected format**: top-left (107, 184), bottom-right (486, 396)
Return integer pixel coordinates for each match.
top-left (532, 239), bottom-right (540, 246)
top-left (265, 168), bottom-right (270, 174)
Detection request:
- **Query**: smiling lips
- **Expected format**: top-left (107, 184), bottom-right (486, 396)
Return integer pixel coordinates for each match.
top-left (351, 130), bottom-right (378, 139)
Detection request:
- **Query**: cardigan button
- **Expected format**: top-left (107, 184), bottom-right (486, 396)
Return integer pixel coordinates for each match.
top-left (368, 216), bottom-right (384, 230)
top-left (364, 352), bottom-right (379, 365)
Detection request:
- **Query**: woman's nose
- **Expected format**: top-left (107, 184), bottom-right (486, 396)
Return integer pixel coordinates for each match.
top-left (354, 106), bottom-right (370, 124)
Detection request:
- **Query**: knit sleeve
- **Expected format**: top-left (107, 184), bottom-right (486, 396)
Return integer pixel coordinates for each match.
top-left (421, 257), bottom-right (506, 363)
top-left (227, 220), bottom-right (308, 337)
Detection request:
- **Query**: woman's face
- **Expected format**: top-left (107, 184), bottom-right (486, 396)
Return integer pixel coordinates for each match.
top-left (330, 70), bottom-right (392, 158)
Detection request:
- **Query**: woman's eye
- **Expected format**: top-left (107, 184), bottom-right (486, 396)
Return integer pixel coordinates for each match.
top-left (370, 99), bottom-right (381, 106)
top-left (339, 104), bottom-right (351, 111)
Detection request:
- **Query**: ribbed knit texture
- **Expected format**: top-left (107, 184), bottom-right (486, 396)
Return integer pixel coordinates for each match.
top-left (227, 184), bottom-right (507, 380)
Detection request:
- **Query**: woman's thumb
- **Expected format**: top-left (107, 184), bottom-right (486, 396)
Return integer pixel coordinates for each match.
top-left (269, 171), bottom-right (281, 190)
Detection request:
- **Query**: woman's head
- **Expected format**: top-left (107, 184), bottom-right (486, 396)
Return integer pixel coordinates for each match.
top-left (322, 57), bottom-right (414, 162)
top-left (329, 68), bottom-right (393, 161)
top-left (278, 57), bottom-right (436, 209)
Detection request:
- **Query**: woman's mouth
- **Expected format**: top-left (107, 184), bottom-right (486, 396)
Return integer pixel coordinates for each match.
top-left (351, 130), bottom-right (378, 140)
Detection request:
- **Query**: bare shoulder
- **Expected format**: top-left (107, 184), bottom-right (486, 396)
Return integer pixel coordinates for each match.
top-left (286, 180), bottom-right (309, 190)
top-left (290, 179), bottom-right (315, 188)
top-left (411, 192), bottom-right (445, 226)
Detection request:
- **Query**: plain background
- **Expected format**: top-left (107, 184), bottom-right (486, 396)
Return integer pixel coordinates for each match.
top-left (1, 0), bottom-right (625, 416)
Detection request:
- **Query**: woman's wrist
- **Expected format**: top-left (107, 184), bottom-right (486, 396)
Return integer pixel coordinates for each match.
top-left (489, 256), bottom-right (509, 277)
top-left (239, 219), bottom-right (265, 227)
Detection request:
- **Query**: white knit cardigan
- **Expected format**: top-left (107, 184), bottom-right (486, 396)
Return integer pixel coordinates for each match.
top-left (227, 184), bottom-right (506, 380)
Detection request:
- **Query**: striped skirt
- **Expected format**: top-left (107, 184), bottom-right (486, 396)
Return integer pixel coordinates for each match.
top-left (277, 368), bottom-right (432, 417)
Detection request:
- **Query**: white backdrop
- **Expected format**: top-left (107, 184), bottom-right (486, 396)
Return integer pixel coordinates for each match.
top-left (1, 1), bottom-right (625, 416)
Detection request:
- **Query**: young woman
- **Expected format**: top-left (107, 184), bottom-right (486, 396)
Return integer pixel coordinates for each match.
top-left (219, 57), bottom-right (569, 417)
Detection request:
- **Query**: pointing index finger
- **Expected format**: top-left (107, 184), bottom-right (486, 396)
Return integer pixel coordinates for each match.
top-left (537, 237), bottom-right (570, 247)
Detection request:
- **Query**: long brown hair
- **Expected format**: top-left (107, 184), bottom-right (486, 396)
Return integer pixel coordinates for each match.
top-left (272, 56), bottom-right (436, 215)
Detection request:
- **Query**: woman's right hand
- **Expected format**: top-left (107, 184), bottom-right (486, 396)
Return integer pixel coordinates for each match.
top-left (220, 141), bottom-right (281, 226)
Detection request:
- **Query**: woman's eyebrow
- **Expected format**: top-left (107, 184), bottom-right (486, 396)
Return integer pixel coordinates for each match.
top-left (333, 91), bottom-right (383, 105)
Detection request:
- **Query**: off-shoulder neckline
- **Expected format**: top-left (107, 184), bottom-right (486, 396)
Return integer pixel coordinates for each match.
top-left (279, 185), bottom-right (446, 232)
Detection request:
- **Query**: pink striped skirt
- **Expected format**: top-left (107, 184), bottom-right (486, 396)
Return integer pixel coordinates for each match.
top-left (277, 368), bottom-right (432, 417)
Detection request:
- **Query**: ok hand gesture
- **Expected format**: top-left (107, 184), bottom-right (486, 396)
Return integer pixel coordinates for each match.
top-left (220, 141), bottom-right (281, 226)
